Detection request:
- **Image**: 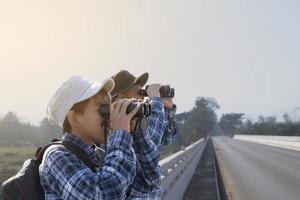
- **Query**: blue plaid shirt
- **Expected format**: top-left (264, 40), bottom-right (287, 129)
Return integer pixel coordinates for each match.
top-left (93, 122), bottom-right (162, 199)
top-left (39, 130), bottom-right (136, 200)
top-left (147, 97), bottom-right (179, 148)
top-left (161, 104), bottom-right (179, 146)
top-left (126, 129), bottom-right (161, 199)
top-left (126, 97), bottom-right (177, 199)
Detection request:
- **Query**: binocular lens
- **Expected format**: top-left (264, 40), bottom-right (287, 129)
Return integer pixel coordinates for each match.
top-left (98, 102), bottom-right (151, 119)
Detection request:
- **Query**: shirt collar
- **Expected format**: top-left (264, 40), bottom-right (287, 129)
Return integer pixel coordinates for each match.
top-left (62, 132), bottom-right (99, 164)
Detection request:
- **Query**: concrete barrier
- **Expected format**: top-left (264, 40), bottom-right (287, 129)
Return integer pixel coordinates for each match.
top-left (234, 135), bottom-right (300, 151)
top-left (159, 138), bottom-right (208, 200)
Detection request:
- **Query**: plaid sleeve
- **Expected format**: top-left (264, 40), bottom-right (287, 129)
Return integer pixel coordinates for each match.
top-left (40, 130), bottom-right (136, 200)
top-left (161, 104), bottom-right (179, 146)
top-left (127, 129), bottom-right (161, 199)
top-left (132, 130), bottom-right (160, 185)
top-left (147, 97), bottom-right (168, 147)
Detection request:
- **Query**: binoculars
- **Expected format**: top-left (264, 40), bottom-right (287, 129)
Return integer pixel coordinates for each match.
top-left (98, 102), bottom-right (151, 119)
top-left (138, 85), bottom-right (175, 98)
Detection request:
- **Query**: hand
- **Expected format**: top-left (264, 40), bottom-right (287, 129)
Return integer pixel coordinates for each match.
top-left (146, 84), bottom-right (161, 98)
top-left (163, 97), bottom-right (173, 109)
top-left (110, 99), bottom-right (140, 133)
top-left (130, 99), bottom-right (144, 132)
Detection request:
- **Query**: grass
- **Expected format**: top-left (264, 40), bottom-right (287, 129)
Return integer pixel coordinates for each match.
top-left (0, 146), bottom-right (35, 185)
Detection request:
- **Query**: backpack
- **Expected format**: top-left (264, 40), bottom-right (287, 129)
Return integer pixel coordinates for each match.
top-left (2, 140), bottom-right (97, 200)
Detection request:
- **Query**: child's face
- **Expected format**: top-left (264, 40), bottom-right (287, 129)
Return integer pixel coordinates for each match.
top-left (76, 92), bottom-right (110, 144)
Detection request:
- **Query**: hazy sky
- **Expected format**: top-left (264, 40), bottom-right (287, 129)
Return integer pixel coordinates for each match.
top-left (0, 0), bottom-right (299, 125)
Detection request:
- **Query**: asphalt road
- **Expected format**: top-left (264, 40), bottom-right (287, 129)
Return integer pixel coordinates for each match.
top-left (213, 137), bottom-right (300, 200)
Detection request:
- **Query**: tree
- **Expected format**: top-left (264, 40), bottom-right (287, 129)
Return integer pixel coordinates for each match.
top-left (219, 113), bottom-right (244, 137)
top-left (39, 118), bottom-right (61, 141)
top-left (182, 97), bottom-right (219, 141)
top-left (2, 112), bottom-right (20, 123)
top-left (283, 113), bottom-right (292, 124)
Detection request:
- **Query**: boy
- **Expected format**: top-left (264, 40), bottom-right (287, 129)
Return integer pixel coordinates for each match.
top-left (40, 76), bottom-right (147, 199)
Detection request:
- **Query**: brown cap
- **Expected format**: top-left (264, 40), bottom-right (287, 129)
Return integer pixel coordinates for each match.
top-left (111, 70), bottom-right (149, 98)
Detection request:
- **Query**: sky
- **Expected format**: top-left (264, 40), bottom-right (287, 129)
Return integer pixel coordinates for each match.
top-left (0, 0), bottom-right (299, 125)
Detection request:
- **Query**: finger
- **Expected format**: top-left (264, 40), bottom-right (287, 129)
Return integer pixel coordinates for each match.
top-left (112, 99), bottom-right (126, 115)
top-left (127, 102), bottom-right (141, 119)
top-left (118, 99), bottom-right (129, 114)
top-left (120, 98), bottom-right (135, 115)
top-left (110, 101), bottom-right (117, 116)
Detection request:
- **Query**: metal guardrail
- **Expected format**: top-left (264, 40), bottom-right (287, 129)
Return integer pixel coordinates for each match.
top-left (159, 138), bottom-right (208, 200)
top-left (234, 135), bottom-right (300, 151)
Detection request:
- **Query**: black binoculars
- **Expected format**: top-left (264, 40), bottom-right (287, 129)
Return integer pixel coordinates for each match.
top-left (138, 85), bottom-right (175, 98)
top-left (98, 102), bottom-right (151, 119)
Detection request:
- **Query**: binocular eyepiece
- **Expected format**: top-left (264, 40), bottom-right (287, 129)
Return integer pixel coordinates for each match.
top-left (98, 102), bottom-right (151, 119)
top-left (138, 85), bottom-right (175, 98)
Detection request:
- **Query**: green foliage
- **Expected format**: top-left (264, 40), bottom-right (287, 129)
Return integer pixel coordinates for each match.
top-left (161, 97), bottom-right (220, 156)
top-left (184, 97), bottom-right (219, 138)
top-left (219, 113), bottom-right (244, 136)
top-left (235, 114), bottom-right (300, 136)
top-left (0, 112), bottom-right (61, 147)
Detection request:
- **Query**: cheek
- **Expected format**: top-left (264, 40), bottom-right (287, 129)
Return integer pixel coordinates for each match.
top-left (83, 113), bottom-right (101, 129)
top-left (91, 114), bottom-right (102, 127)
top-left (127, 90), bottom-right (138, 99)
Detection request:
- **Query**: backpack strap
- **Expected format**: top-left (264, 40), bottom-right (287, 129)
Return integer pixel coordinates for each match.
top-left (62, 140), bottom-right (98, 173)
top-left (36, 142), bottom-right (60, 164)
top-left (36, 141), bottom-right (97, 173)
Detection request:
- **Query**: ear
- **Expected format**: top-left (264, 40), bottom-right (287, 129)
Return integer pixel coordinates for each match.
top-left (67, 110), bottom-right (81, 127)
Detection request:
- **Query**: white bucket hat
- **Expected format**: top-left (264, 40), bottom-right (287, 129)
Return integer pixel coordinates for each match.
top-left (47, 76), bottom-right (114, 129)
